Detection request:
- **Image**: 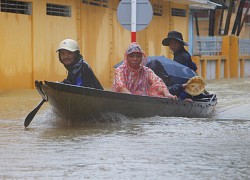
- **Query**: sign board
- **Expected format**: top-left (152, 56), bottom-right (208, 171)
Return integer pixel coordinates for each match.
top-left (117, 0), bottom-right (153, 32)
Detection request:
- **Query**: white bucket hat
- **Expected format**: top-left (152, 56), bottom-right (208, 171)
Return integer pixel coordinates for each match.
top-left (56, 39), bottom-right (80, 52)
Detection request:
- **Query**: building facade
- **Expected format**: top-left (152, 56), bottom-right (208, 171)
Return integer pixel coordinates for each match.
top-left (0, 0), bottom-right (249, 89)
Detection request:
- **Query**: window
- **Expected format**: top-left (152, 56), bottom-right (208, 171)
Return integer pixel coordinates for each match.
top-left (0, 0), bottom-right (31, 15)
top-left (171, 8), bottom-right (186, 17)
top-left (82, 0), bottom-right (109, 8)
top-left (151, 0), bottom-right (162, 16)
top-left (46, 3), bottom-right (71, 17)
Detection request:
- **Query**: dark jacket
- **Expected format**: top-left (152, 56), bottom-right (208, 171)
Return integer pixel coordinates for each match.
top-left (62, 56), bottom-right (103, 90)
top-left (146, 60), bottom-right (182, 96)
top-left (173, 47), bottom-right (197, 72)
top-left (146, 60), bottom-right (173, 86)
top-left (146, 59), bottom-right (194, 100)
top-left (168, 84), bottom-right (192, 100)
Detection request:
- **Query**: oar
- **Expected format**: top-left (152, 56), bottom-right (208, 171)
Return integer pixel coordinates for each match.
top-left (24, 98), bottom-right (46, 128)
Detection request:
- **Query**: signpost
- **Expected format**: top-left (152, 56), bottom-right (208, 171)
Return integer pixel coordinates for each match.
top-left (117, 0), bottom-right (153, 42)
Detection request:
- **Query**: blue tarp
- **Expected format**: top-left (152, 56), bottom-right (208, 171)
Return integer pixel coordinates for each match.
top-left (147, 56), bottom-right (196, 85)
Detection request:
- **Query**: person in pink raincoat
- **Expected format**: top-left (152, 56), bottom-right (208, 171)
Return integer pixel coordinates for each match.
top-left (112, 42), bottom-right (177, 100)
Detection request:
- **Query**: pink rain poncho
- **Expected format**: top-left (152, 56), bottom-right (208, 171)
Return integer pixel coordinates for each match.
top-left (112, 42), bottom-right (171, 98)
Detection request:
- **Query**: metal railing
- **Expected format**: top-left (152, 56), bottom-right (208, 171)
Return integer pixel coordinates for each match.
top-left (192, 36), bottom-right (222, 56)
top-left (239, 39), bottom-right (250, 56)
top-left (193, 36), bottom-right (250, 57)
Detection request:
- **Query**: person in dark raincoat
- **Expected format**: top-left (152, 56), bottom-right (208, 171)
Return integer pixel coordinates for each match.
top-left (148, 30), bottom-right (197, 100)
top-left (57, 39), bottom-right (103, 90)
top-left (162, 30), bottom-right (197, 72)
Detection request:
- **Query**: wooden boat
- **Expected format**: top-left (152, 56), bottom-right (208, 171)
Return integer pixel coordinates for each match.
top-left (35, 80), bottom-right (217, 123)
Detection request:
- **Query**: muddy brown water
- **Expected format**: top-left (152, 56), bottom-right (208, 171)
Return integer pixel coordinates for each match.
top-left (0, 78), bottom-right (250, 179)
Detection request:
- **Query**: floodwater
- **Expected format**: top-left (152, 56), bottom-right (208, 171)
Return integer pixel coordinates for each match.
top-left (0, 78), bottom-right (250, 179)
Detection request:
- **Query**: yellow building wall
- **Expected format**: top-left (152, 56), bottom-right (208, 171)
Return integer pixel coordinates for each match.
top-left (110, 0), bottom-right (131, 84)
top-left (240, 23), bottom-right (250, 39)
top-left (0, 0), bottom-right (189, 89)
top-left (32, 0), bottom-right (79, 84)
top-left (164, 2), bottom-right (189, 59)
top-left (0, 12), bottom-right (33, 89)
top-left (81, 2), bottom-right (113, 88)
top-left (170, 3), bottom-right (189, 38)
top-left (146, 2), bottom-right (170, 57)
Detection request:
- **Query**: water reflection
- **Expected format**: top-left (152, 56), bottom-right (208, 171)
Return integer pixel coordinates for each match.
top-left (0, 78), bottom-right (250, 179)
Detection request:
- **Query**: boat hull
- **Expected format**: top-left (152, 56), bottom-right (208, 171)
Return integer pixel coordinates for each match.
top-left (38, 81), bottom-right (217, 122)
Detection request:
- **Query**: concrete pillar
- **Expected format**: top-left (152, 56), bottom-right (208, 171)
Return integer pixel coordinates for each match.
top-left (222, 35), bottom-right (239, 78)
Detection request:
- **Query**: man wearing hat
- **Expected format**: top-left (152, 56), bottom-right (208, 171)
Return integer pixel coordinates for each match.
top-left (57, 39), bottom-right (103, 90)
top-left (162, 31), bottom-right (197, 71)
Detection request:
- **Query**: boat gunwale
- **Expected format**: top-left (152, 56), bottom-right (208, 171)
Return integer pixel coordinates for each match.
top-left (43, 81), bottom-right (217, 108)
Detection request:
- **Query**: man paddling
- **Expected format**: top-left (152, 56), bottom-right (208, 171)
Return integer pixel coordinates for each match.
top-left (57, 39), bottom-right (103, 90)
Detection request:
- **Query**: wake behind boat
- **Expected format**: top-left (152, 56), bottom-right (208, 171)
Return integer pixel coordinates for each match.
top-left (33, 80), bottom-right (217, 124)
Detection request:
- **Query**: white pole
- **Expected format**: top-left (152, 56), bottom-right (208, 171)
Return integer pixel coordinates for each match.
top-left (131, 0), bottom-right (136, 42)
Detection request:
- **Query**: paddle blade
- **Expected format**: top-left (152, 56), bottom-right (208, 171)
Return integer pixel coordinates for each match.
top-left (24, 99), bottom-right (46, 128)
